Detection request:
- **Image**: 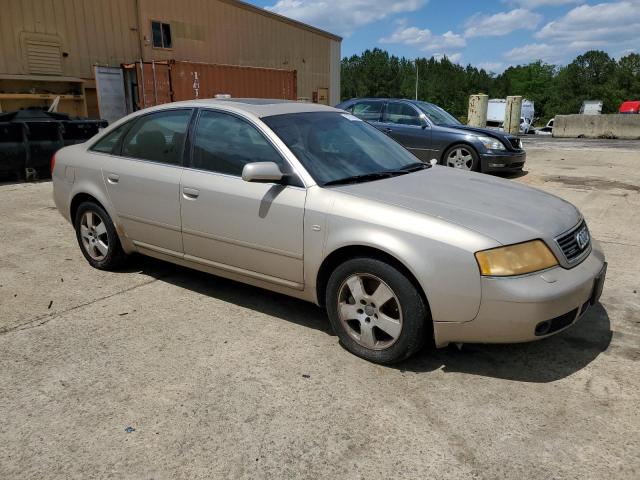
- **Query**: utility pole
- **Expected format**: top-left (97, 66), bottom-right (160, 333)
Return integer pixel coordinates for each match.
top-left (415, 59), bottom-right (419, 100)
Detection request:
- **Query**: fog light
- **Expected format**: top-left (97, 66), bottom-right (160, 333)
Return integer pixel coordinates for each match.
top-left (489, 163), bottom-right (506, 167)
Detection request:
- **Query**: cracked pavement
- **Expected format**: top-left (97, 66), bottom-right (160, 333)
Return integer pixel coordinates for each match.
top-left (1, 140), bottom-right (639, 479)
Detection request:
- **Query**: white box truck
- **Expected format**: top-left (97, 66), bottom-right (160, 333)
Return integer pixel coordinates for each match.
top-left (486, 98), bottom-right (535, 134)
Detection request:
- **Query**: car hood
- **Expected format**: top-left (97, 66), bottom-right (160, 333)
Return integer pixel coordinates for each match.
top-left (437, 124), bottom-right (519, 145)
top-left (333, 167), bottom-right (580, 245)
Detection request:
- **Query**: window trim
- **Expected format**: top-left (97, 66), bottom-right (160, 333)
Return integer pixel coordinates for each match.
top-left (382, 101), bottom-right (425, 128)
top-left (186, 107), bottom-right (307, 188)
top-left (113, 107), bottom-right (195, 167)
top-left (88, 121), bottom-right (134, 156)
top-left (351, 100), bottom-right (384, 122)
top-left (151, 20), bottom-right (172, 50)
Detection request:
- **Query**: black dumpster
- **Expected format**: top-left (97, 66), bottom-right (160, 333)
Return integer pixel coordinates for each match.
top-left (0, 123), bottom-right (28, 181)
top-left (0, 109), bottom-right (107, 180)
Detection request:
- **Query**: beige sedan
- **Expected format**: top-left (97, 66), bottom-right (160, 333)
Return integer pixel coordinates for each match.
top-left (52, 99), bottom-right (606, 363)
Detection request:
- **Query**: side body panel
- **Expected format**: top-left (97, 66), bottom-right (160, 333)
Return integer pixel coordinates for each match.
top-left (180, 170), bottom-right (306, 286)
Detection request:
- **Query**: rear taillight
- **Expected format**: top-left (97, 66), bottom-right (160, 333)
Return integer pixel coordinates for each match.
top-left (50, 153), bottom-right (56, 176)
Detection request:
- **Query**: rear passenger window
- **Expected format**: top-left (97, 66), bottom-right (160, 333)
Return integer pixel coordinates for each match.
top-left (191, 110), bottom-right (287, 177)
top-left (121, 109), bottom-right (192, 165)
top-left (90, 123), bottom-right (129, 154)
top-left (351, 101), bottom-right (383, 122)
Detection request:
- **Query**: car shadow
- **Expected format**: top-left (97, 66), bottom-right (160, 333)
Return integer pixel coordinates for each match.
top-left (133, 255), bottom-right (332, 335)
top-left (396, 304), bottom-right (612, 383)
top-left (130, 256), bottom-right (612, 382)
top-left (495, 169), bottom-right (529, 180)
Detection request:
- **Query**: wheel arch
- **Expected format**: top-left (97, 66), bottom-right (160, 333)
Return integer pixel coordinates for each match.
top-left (316, 245), bottom-right (431, 316)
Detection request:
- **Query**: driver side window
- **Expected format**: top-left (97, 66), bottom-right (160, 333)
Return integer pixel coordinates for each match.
top-left (384, 102), bottom-right (421, 126)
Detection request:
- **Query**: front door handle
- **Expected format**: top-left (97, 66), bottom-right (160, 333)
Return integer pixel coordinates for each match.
top-left (182, 187), bottom-right (200, 199)
top-left (384, 127), bottom-right (393, 133)
top-left (107, 174), bottom-right (119, 184)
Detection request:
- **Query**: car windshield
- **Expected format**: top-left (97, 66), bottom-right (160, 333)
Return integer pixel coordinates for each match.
top-left (415, 101), bottom-right (461, 126)
top-left (262, 111), bottom-right (428, 186)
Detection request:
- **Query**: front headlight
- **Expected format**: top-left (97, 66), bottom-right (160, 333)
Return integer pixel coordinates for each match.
top-left (475, 240), bottom-right (558, 276)
top-left (476, 136), bottom-right (506, 151)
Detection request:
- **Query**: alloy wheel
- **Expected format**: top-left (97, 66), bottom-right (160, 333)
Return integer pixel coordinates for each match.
top-left (446, 147), bottom-right (474, 170)
top-left (337, 273), bottom-right (403, 350)
top-left (79, 211), bottom-right (109, 261)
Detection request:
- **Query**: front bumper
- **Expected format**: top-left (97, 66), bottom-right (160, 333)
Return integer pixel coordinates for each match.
top-left (480, 150), bottom-right (526, 173)
top-left (433, 241), bottom-right (606, 347)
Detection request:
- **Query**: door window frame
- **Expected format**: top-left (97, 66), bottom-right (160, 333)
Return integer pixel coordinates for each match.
top-left (184, 107), bottom-right (307, 188)
top-left (110, 108), bottom-right (196, 167)
top-left (381, 101), bottom-right (428, 128)
top-left (349, 100), bottom-right (384, 123)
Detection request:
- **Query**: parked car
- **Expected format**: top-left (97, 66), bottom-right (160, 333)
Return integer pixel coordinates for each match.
top-left (619, 101), bottom-right (640, 114)
top-left (487, 98), bottom-right (535, 134)
top-left (52, 99), bottom-right (606, 364)
top-left (535, 118), bottom-right (554, 136)
top-left (336, 98), bottom-right (525, 173)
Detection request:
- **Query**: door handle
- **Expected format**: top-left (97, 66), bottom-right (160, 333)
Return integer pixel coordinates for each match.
top-left (384, 127), bottom-right (393, 133)
top-left (182, 187), bottom-right (200, 199)
top-left (107, 174), bottom-right (119, 184)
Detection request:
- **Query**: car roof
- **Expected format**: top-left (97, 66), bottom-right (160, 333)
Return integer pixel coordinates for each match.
top-left (150, 98), bottom-right (341, 118)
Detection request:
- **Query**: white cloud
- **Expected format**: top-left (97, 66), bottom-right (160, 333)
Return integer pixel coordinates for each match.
top-left (477, 61), bottom-right (505, 73)
top-left (504, 0), bottom-right (584, 8)
top-left (503, 43), bottom-right (562, 63)
top-left (535, 1), bottom-right (640, 48)
top-left (464, 8), bottom-right (542, 38)
top-left (265, 0), bottom-right (428, 37)
top-left (379, 23), bottom-right (466, 57)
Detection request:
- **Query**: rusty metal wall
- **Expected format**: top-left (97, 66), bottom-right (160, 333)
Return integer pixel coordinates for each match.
top-left (135, 62), bottom-right (172, 109)
top-left (170, 62), bottom-right (296, 102)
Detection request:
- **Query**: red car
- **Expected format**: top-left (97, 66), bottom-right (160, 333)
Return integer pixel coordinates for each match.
top-left (619, 101), bottom-right (640, 114)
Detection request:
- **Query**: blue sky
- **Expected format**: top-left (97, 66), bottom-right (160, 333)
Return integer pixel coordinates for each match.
top-left (247, 0), bottom-right (640, 72)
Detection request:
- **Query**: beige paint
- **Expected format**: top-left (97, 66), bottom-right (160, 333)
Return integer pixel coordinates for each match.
top-left (0, 0), bottom-right (341, 115)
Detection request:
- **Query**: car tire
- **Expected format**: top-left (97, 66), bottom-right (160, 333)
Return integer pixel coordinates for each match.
top-left (442, 144), bottom-right (480, 172)
top-left (74, 201), bottom-right (127, 270)
top-left (326, 257), bottom-right (429, 364)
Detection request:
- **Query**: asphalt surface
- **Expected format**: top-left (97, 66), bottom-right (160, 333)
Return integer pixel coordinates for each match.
top-left (1, 140), bottom-right (639, 479)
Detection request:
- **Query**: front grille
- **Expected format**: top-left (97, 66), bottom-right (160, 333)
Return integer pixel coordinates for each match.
top-left (555, 220), bottom-right (591, 265)
top-left (507, 137), bottom-right (522, 150)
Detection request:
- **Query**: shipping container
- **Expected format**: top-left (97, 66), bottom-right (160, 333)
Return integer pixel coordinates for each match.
top-left (121, 61), bottom-right (297, 110)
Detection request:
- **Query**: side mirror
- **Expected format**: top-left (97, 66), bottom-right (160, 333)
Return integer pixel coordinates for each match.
top-left (420, 114), bottom-right (429, 129)
top-left (242, 162), bottom-right (284, 183)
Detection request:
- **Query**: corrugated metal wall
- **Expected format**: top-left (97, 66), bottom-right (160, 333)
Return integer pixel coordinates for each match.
top-left (137, 0), bottom-right (338, 103)
top-left (0, 0), bottom-right (341, 105)
top-left (0, 0), bottom-right (140, 78)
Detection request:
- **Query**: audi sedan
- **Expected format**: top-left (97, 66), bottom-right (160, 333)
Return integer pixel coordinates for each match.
top-left (52, 99), bottom-right (606, 364)
top-left (337, 98), bottom-right (526, 173)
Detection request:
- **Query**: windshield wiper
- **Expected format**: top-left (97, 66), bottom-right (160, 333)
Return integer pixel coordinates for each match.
top-left (396, 162), bottom-right (430, 172)
top-left (322, 171), bottom-right (398, 186)
top-left (322, 162), bottom-right (430, 187)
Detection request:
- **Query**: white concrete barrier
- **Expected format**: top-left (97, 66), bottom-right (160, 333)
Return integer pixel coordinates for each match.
top-left (554, 114), bottom-right (640, 139)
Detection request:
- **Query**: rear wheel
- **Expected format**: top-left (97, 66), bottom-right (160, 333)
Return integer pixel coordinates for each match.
top-left (326, 257), bottom-right (428, 364)
top-left (442, 144), bottom-right (479, 171)
top-left (74, 201), bottom-right (127, 270)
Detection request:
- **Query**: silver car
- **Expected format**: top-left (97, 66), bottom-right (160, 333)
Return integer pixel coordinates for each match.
top-left (52, 99), bottom-right (607, 364)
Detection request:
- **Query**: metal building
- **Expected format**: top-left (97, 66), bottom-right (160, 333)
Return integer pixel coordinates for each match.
top-left (0, 0), bottom-right (341, 118)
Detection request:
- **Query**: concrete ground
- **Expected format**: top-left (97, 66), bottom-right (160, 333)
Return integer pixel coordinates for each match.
top-left (1, 139), bottom-right (639, 479)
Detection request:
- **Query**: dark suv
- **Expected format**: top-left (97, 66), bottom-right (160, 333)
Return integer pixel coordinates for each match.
top-left (336, 98), bottom-right (526, 173)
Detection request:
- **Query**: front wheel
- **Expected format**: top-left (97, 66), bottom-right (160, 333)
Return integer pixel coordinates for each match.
top-left (442, 144), bottom-right (480, 171)
top-left (326, 258), bottom-right (429, 364)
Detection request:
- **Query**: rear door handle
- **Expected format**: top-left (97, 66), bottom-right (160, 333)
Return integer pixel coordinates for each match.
top-left (384, 127), bottom-right (393, 133)
top-left (107, 174), bottom-right (119, 184)
top-left (182, 187), bottom-right (200, 199)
